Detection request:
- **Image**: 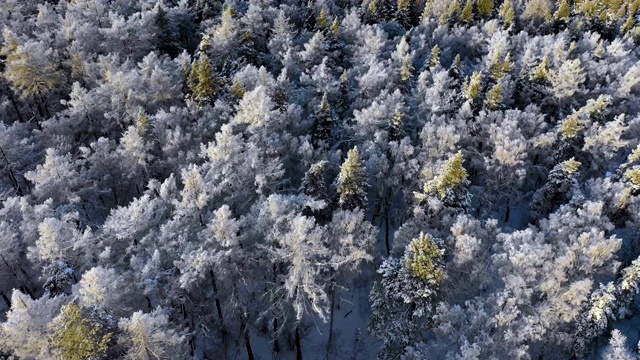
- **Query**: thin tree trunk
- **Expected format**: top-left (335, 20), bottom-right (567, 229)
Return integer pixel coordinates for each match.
top-left (384, 207), bottom-right (390, 256)
top-left (112, 187), bottom-right (119, 206)
top-left (327, 288), bottom-right (336, 353)
top-left (273, 317), bottom-right (280, 353)
top-left (295, 325), bottom-right (303, 360)
top-left (504, 199), bottom-right (510, 223)
top-left (0, 255), bottom-right (32, 297)
top-left (244, 325), bottom-right (255, 360)
top-left (8, 92), bottom-right (24, 122)
top-left (1, 291), bottom-right (11, 308)
top-left (35, 99), bottom-right (45, 118)
top-left (272, 263), bottom-right (280, 353)
top-left (210, 271), bottom-right (224, 322)
top-left (0, 147), bottom-right (24, 196)
top-left (40, 94), bottom-right (51, 118)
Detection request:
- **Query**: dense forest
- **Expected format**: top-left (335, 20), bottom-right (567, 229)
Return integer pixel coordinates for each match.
top-left (1, 0), bottom-right (640, 359)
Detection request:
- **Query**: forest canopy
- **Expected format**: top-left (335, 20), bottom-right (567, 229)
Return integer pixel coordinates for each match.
top-left (1, 0), bottom-right (640, 359)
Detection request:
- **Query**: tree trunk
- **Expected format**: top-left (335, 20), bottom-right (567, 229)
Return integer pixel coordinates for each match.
top-left (1, 291), bottom-right (11, 308)
top-left (295, 325), bottom-right (303, 360)
top-left (273, 317), bottom-right (280, 353)
top-left (0, 255), bottom-right (32, 297)
top-left (40, 94), bottom-right (51, 118)
top-left (209, 270), bottom-right (224, 323)
top-left (209, 269), bottom-right (227, 342)
top-left (0, 147), bottom-right (24, 196)
top-left (8, 92), bottom-right (24, 122)
top-left (112, 187), bottom-right (120, 206)
top-left (384, 207), bottom-right (390, 256)
top-left (272, 263), bottom-right (280, 353)
top-left (35, 99), bottom-right (45, 118)
top-left (504, 199), bottom-right (510, 223)
top-left (244, 326), bottom-right (255, 360)
top-left (327, 288), bottom-right (336, 353)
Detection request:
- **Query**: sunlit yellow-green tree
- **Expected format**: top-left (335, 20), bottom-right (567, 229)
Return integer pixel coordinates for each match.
top-left (51, 304), bottom-right (112, 360)
top-left (405, 232), bottom-right (444, 284)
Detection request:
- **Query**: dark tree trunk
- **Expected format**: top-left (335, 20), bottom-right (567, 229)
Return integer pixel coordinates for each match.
top-left (272, 263), bottom-right (280, 353)
top-left (295, 325), bottom-right (303, 360)
top-left (35, 99), bottom-right (45, 119)
top-left (40, 94), bottom-right (51, 118)
top-left (8, 92), bottom-right (24, 122)
top-left (244, 327), bottom-right (255, 360)
top-left (0, 255), bottom-right (32, 297)
top-left (384, 208), bottom-right (390, 256)
top-left (327, 288), bottom-right (336, 351)
top-left (0, 146), bottom-right (24, 196)
top-left (504, 200), bottom-right (511, 223)
top-left (1, 291), bottom-right (11, 308)
top-left (273, 317), bottom-right (280, 353)
top-left (112, 187), bottom-right (119, 206)
top-left (209, 270), bottom-right (224, 323)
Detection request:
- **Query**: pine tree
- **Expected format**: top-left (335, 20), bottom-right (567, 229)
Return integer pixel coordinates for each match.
top-left (336, 147), bottom-right (369, 211)
top-left (477, 0), bottom-right (494, 18)
top-left (369, 232), bottom-right (444, 359)
top-left (317, 7), bottom-right (330, 31)
top-left (337, 70), bottom-right (350, 118)
top-left (463, 71), bottom-right (483, 101)
top-left (491, 51), bottom-right (515, 80)
top-left (187, 53), bottom-right (217, 105)
top-left (405, 232), bottom-right (444, 283)
top-left (312, 92), bottom-right (334, 146)
top-left (429, 44), bottom-right (441, 69)
top-left (484, 82), bottom-right (503, 110)
top-left (499, 0), bottom-right (516, 28)
top-left (531, 55), bottom-right (551, 82)
top-left (388, 109), bottom-right (405, 142)
top-left (415, 151), bottom-right (471, 208)
top-left (136, 107), bottom-right (150, 140)
top-left (395, 0), bottom-right (412, 28)
top-left (51, 304), bottom-right (113, 360)
top-left (460, 0), bottom-right (474, 23)
top-left (554, 0), bottom-right (571, 21)
top-left (530, 158), bottom-right (581, 218)
top-left (301, 161), bottom-right (329, 201)
top-left (154, 2), bottom-right (179, 58)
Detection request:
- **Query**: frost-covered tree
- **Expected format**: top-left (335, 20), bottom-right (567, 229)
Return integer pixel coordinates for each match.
top-left (118, 308), bottom-right (188, 360)
top-left (602, 330), bottom-right (637, 360)
top-left (336, 147), bottom-right (369, 211)
top-left (0, 290), bottom-right (68, 359)
top-left (50, 303), bottom-right (115, 360)
top-left (370, 232), bottom-right (444, 359)
top-left (1, 30), bottom-right (64, 118)
top-left (415, 151), bottom-right (471, 210)
top-left (530, 157), bottom-right (581, 218)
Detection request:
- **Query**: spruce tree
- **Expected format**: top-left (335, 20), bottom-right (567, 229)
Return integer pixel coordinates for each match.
top-left (312, 92), bottom-right (334, 146)
top-left (187, 53), bottom-right (217, 105)
top-left (415, 151), bottom-right (471, 208)
top-left (336, 147), bottom-right (368, 211)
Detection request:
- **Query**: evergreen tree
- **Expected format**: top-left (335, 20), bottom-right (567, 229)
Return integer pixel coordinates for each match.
top-left (187, 53), bottom-right (217, 105)
top-left (477, 0), bottom-right (494, 18)
top-left (1, 31), bottom-right (64, 118)
top-left (395, 0), bottom-right (412, 28)
top-left (415, 151), bottom-right (471, 209)
top-left (311, 92), bottom-right (334, 147)
top-left (51, 304), bottom-right (114, 360)
top-left (336, 147), bottom-right (369, 211)
top-left (530, 158), bottom-right (581, 218)
top-left (369, 232), bottom-right (444, 359)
